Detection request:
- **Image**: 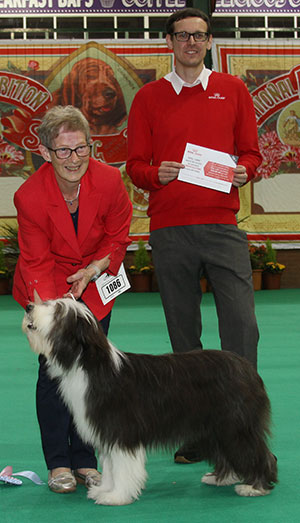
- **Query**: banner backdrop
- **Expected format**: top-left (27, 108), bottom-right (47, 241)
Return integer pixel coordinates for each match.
top-left (0, 40), bottom-right (173, 239)
top-left (1, 39), bottom-right (300, 243)
top-left (212, 39), bottom-right (300, 243)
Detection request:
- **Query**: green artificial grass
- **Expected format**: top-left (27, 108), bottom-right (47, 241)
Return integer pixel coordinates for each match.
top-left (1, 290), bottom-right (299, 522)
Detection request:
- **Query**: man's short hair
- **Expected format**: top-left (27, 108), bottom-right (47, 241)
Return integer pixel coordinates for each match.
top-left (166, 8), bottom-right (212, 36)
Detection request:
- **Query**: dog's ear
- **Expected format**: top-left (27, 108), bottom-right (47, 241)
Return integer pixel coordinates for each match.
top-left (33, 289), bottom-right (43, 304)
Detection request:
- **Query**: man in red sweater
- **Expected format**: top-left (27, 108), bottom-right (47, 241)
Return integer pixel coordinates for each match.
top-left (126, 8), bottom-right (262, 464)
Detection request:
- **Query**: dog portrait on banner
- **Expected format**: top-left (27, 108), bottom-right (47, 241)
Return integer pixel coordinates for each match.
top-left (50, 57), bottom-right (127, 135)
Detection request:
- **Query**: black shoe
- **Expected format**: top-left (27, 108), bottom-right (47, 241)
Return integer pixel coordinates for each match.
top-left (174, 447), bottom-right (203, 464)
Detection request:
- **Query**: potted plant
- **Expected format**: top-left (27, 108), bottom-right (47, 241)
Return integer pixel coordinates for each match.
top-left (262, 239), bottom-right (285, 290)
top-left (127, 239), bottom-right (153, 292)
top-left (0, 222), bottom-right (19, 275)
top-left (248, 243), bottom-right (267, 290)
top-left (0, 240), bottom-right (11, 295)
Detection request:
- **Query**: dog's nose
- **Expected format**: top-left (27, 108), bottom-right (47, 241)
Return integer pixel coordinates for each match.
top-left (26, 304), bottom-right (34, 313)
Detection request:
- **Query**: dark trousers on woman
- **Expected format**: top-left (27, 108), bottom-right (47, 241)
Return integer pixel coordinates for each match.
top-left (36, 312), bottom-right (111, 470)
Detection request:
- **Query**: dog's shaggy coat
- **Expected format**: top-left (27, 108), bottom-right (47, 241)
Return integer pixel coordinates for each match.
top-left (23, 298), bottom-right (277, 505)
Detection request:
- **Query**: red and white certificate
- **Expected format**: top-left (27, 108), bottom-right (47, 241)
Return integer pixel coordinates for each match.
top-left (178, 143), bottom-right (238, 193)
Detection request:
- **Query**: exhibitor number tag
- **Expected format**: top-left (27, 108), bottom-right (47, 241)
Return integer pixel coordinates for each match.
top-left (96, 263), bottom-right (130, 305)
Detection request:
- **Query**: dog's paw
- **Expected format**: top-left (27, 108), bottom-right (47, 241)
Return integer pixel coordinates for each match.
top-left (87, 485), bottom-right (101, 502)
top-left (201, 471), bottom-right (240, 486)
top-left (87, 485), bottom-right (108, 501)
top-left (201, 472), bottom-right (218, 485)
top-left (235, 484), bottom-right (271, 497)
top-left (88, 487), bottom-right (135, 506)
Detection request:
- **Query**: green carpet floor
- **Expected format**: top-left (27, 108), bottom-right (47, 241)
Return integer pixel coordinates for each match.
top-left (1, 290), bottom-right (299, 522)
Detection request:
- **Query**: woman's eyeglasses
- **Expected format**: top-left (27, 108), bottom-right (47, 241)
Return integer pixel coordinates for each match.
top-left (47, 144), bottom-right (91, 159)
top-left (172, 31), bottom-right (209, 43)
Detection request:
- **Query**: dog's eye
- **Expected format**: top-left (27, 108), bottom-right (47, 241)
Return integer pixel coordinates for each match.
top-left (27, 322), bottom-right (36, 330)
top-left (26, 304), bottom-right (34, 313)
top-left (103, 88), bottom-right (116, 100)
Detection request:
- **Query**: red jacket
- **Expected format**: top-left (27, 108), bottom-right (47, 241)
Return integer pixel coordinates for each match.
top-left (13, 158), bottom-right (132, 320)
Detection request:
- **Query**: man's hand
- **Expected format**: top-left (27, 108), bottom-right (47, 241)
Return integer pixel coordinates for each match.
top-left (158, 161), bottom-right (185, 185)
top-left (232, 165), bottom-right (248, 187)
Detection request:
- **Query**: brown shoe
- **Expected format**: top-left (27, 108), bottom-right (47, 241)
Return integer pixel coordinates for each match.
top-left (48, 471), bottom-right (77, 493)
top-left (174, 446), bottom-right (204, 464)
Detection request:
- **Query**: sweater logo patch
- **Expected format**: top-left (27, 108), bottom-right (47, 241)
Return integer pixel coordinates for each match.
top-left (208, 93), bottom-right (226, 100)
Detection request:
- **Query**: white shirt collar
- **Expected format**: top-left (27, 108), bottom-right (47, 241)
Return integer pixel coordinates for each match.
top-left (164, 66), bottom-right (212, 95)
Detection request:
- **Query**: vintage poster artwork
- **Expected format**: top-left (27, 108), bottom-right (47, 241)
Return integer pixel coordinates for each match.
top-left (212, 40), bottom-right (300, 241)
top-left (0, 41), bottom-right (173, 238)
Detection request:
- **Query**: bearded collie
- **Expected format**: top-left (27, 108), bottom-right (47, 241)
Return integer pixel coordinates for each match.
top-left (22, 298), bottom-right (277, 505)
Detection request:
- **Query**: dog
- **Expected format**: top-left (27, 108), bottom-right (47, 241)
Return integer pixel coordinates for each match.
top-left (50, 58), bottom-right (127, 135)
top-left (22, 298), bottom-right (277, 505)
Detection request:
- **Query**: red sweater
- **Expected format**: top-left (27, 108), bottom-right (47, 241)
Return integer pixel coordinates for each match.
top-left (126, 72), bottom-right (261, 231)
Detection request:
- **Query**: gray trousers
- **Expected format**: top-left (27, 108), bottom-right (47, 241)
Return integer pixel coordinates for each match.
top-left (150, 224), bottom-right (258, 368)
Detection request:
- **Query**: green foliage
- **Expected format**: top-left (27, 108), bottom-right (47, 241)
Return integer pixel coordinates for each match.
top-left (0, 222), bottom-right (19, 273)
top-left (128, 240), bottom-right (153, 274)
top-left (263, 239), bottom-right (285, 272)
top-left (0, 241), bottom-right (9, 278)
top-left (265, 238), bottom-right (277, 264)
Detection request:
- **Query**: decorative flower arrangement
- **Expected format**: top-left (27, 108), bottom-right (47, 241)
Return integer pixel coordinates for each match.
top-left (128, 265), bottom-right (153, 275)
top-left (249, 239), bottom-right (286, 274)
top-left (248, 243), bottom-right (267, 270)
top-left (264, 261), bottom-right (286, 274)
top-left (263, 239), bottom-right (285, 274)
top-left (128, 239), bottom-right (153, 275)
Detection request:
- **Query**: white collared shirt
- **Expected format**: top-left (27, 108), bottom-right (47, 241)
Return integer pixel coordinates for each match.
top-left (164, 67), bottom-right (212, 95)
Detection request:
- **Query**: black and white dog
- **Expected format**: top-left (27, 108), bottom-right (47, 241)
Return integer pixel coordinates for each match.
top-left (22, 298), bottom-right (277, 505)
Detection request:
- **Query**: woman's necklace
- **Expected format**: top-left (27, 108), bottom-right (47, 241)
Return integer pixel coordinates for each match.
top-left (63, 184), bottom-right (81, 206)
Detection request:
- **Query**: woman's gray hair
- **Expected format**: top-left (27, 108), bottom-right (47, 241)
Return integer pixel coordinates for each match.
top-left (38, 105), bottom-right (91, 147)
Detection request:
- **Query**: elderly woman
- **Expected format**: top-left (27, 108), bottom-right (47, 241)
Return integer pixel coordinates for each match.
top-left (13, 105), bottom-right (132, 493)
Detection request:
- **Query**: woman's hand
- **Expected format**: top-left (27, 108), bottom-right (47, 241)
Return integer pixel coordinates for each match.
top-left (64, 267), bottom-right (94, 299)
top-left (65, 254), bottom-right (110, 299)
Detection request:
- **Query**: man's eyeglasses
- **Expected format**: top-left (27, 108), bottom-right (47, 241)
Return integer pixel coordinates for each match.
top-left (172, 31), bottom-right (209, 43)
top-left (47, 144), bottom-right (92, 159)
